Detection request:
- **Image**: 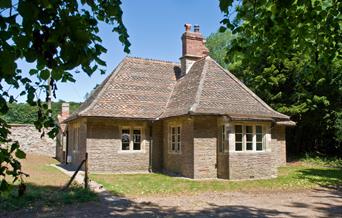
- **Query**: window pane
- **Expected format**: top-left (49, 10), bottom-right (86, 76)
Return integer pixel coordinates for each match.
top-left (256, 126), bottom-right (262, 134)
top-left (177, 127), bottom-right (181, 134)
top-left (172, 127), bottom-right (176, 134)
top-left (235, 125), bottom-right (242, 133)
top-left (256, 143), bottom-right (263, 151)
top-left (172, 135), bottom-right (175, 143)
top-left (246, 142), bottom-right (253, 150)
top-left (122, 129), bottom-right (130, 150)
top-left (177, 134), bottom-right (181, 143)
top-left (133, 143), bottom-right (140, 150)
top-left (256, 134), bottom-right (263, 142)
top-left (236, 133), bottom-right (242, 142)
top-left (172, 142), bottom-right (175, 151)
top-left (235, 142), bottom-right (242, 151)
top-left (133, 129), bottom-right (141, 150)
top-left (246, 133), bottom-right (253, 141)
top-left (246, 126), bottom-right (253, 133)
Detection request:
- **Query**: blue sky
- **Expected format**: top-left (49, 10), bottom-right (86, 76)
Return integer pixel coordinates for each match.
top-left (16, 0), bottom-right (225, 103)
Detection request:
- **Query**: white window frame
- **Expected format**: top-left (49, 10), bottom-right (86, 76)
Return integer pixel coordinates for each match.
top-left (119, 126), bottom-right (144, 152)
top-left (169, 125), bottom-right (181, 154)
top-left (233, 123), bottom-right (267, 152)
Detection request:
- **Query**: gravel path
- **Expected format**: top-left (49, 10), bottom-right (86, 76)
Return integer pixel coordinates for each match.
top-left (3, 187), bottom-right (341, 217)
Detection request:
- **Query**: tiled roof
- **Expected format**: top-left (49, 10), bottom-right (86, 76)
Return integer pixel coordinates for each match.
top-left (65, 56), bottom-right (289, 122)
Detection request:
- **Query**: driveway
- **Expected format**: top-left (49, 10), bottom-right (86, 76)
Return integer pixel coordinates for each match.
top-left (3, 187), bottom-right (342, 217)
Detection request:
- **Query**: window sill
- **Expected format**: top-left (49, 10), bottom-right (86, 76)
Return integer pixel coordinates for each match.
top-left (168, 151), bottom-right (182, 155)
top-left (118, 150), bottom-right (145, 154)
top-left (230, 150), bottom-right (270, 154)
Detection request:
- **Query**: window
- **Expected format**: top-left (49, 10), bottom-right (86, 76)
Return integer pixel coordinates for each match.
top-left (133, 129), bottom-right (141, 150)
top-left (246, 126), bottom-right (253, 151)
top-left (73, 127), bottom-right (79, 152)
top-left (234, 124), bottom-right (265, 152)
top-left (219, 125), bottom-right (225, 152)
top-left (220, 125), bottom-right (230, 153)
top-left (235, 125), bottom-right (243, 151)
top-left (169, 126), bottom-right (181, 153)
top-left (121, 127), bottom-right (143, 151)
top-left (121, 129), bottom-right (130, 150)
top-left (256, 125), bottom-right (263, 151)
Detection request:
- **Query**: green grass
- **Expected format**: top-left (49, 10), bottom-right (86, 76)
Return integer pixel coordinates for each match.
top-left (0, 154), bottom-right (97, 212)
top-left (91, 164), bottom-right (342, 197)
top-left (0, 184), bottom-right (97, 211)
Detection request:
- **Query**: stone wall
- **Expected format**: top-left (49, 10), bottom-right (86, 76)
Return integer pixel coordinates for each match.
top-left (162, 116), bottom-right (194, 178)
top-left (151, 121), bottom-right (163, 171)
top-left (228, 152), bottom-right (277, 180)
top-left (67, 118), bottom-right (88, 168)
top-left (86, 118), bottom-right (150, 173)
top-left (272, 125), bottom-right (286, 167)
top-left (8, 124), bottom-right (55, 157)
top-left (193, 116), bottom-right (218, 179)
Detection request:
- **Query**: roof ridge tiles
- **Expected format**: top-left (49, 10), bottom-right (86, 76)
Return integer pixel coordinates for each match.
top-left (126, 56), bottom-right (179, 65)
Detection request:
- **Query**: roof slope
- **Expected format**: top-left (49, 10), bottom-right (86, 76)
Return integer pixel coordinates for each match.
top-left (161, 58), bottom-right (207, 118)
top-left (67, 57), bottom-right (179, 120)
top-left (66, 56), bottom-right (289, 122)
top-left (161, 57), bottom-right (289, 120)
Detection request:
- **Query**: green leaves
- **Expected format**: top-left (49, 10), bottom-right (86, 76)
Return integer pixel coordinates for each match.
top-left (15, 149), bottom-right (26, 159)
top-left (40, 69), bottom-right (50, 81)
top-left (217, 0), bottom-right (342, 154)
top-left (0, 0), bottom-right (11, 9)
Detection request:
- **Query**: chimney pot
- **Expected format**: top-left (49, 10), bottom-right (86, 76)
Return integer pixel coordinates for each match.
top-left (184, 23), bottom-right (191, 32)
top-left (194, 25), bottom-right (200, 32)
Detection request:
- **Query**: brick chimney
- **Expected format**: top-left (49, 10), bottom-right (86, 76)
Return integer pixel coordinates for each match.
top-left (180, 24), bottom-right (209, 76)
top-left (61, 102), bottom-right (69, 120)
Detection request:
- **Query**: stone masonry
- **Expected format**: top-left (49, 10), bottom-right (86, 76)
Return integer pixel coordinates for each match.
top-left (9, 124), bottom-right (55, 156)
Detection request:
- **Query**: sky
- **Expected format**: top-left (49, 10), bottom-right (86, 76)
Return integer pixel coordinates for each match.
top-left (14, 0), bottom-right (225, 103)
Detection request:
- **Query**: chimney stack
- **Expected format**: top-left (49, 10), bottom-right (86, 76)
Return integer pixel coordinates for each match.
top-left (61, 102), bottom-right (70, 120)
top-left (179, 23), bottom-right (209, 77)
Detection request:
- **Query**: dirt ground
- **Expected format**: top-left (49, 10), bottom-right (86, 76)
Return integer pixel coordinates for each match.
top-left (3, 187), bottom-right (342, 217)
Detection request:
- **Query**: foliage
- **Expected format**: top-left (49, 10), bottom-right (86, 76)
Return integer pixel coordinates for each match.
top-left (300, 153), bottom-right (342, 168)
top-left (91, 164), bottom-right (342, 197)
top-left (217, 0), bottom-right (342, 154)
top-left (2, 101), bottom-right (81, 124)
top-left (206, 30), bottom-right (234, 69)
top-left (0, 0), bottom-right (130, 193)
top-left (334, 111), bottom-right (342, 143)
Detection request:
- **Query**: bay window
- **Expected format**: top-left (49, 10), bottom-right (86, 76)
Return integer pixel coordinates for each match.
top-left (234, 124), bottom-right (266, 152)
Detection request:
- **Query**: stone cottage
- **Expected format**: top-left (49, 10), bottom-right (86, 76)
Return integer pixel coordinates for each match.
top-left (57, 24), bottom-right (295, 180)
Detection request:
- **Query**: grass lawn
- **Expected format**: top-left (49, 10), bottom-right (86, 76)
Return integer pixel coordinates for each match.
top-left (91, 160), bottom-right (342, 197)
top-left (0, 154), bottom-right (97, 212)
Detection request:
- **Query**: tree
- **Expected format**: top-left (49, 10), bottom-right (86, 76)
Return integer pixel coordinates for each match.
top-left (206, 30), bottom-right (234, 69)
top-left (0, 0), bottom-right (130, 193)
top-left (2, 101), bottom-right (81, 124)
top-left (218, 0), bottom-right (341, 154)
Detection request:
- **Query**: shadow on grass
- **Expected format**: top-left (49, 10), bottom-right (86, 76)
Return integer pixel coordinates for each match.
top-left (0, 183), bottom-right (97, 215)
top-left (298, 168), bottom-right (342, 188)
top-left (3, 187), bottom-right (342, 218)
